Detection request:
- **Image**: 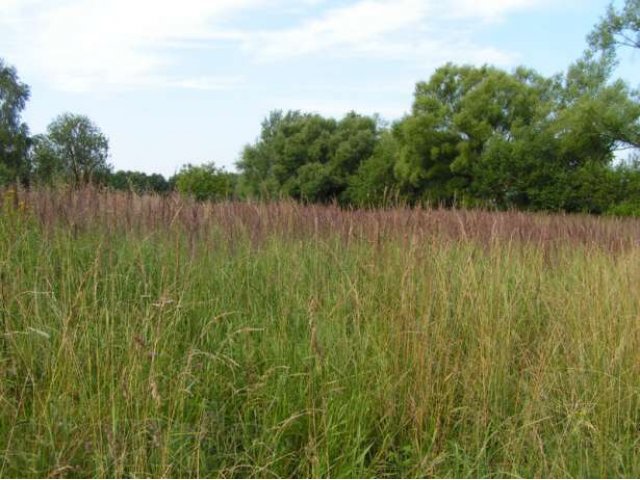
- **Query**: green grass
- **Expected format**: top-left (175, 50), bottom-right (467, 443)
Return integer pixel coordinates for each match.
top-left (2, 194), bottom-right (640, 477)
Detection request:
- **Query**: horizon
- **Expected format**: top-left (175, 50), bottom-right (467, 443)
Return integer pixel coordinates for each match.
top-left (1, 0), bottom-right (636, 177)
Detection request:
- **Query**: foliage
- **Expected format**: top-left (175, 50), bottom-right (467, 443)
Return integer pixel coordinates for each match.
top-left (588, 0), bottom-right (640, 60)
top-left (394, 65), bottom-right (550, 206)
top-left (108, 170), bottom-right (171, 194)
top-left (558, 58), bottom-right (640, 153)
top-left (30, 133), bottom-right (64, 185)
top-left (237, 111), bottom-right (379, 203)
top-left (237, 111), bottom-right (337, 200)
top-left (0, 59), bottom-right (31, 185)
top-left (32, 113), bottom-right (111, 185)
top-left (345, 130), bottom-right (400, 207)
top-left (606, 158), bottom-right (640, 216)
top-left (173, 162), bottom-right (235, 201)
top-left (393, 60), bottom-right (639, 212)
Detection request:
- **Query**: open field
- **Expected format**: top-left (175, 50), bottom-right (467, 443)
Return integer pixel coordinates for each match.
top-left (2, 188), bottom-right (640, 477)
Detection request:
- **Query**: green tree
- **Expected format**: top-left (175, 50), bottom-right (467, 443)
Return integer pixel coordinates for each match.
top-left (607, 156), bottom-right (640, 216)
top-left (588, 0), bottom-right (640, 60)
top-left (237, 110), bottom-right (379, 203)
top-left (328, 112), bottom-right (379, 202)
top-left (0, 59), bottom-right (31, 185)
top-left (346, 131), bottom-right (400, 207)
top-left (554, 74), bottom-right (640, 157)
top-left (33, 113), bottom-right (111, 185)
top-left (395, 64), bottom-right (557, 207)
top-left (395, 61), bottom-right (639, 212)
top-left (238, 111), bottom-right (337, 200)
top-left (291, 162), bottom-right (336, 203)
top-left (173, 163), bottom-right (235, 201)
top-left (108, 170), bottom-right (171, 194)
top-left (31, 134), bottom-right (64, 184)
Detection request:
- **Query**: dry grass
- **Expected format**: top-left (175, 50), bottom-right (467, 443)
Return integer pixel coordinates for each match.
top-left (10, 185), bottom-right (640, 251)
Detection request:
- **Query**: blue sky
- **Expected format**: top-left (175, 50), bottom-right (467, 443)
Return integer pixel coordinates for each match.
top-left (0, 0), bottom-right (636, 177)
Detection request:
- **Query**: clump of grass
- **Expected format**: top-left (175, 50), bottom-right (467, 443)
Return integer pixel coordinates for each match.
top-left (1, 188), bottom-right (640, 477)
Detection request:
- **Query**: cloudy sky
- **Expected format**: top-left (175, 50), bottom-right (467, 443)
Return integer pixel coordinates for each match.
top-left (0, 0), bottom-right (635, 176)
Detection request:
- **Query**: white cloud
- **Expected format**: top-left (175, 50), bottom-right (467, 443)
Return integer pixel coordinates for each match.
top-left (244, 0), bottom-right (544, 63)
top-left (1, 0), bottom-right (264, 92)
top-left (153, 75), bottom-right (246, 91)
top-left (0, 0), bottom-right (547, 93)
top-left (0, 0), bottom-right (43, 16)
top-left (248, 0), bottom-right (429, 61)
top-left (448, 0), bottom-right (541, 21)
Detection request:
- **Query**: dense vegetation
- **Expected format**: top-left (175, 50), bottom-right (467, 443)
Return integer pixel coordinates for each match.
top-left (1, 0), bottom-right (638, 214)
top-left (2, 187), bottom-right (640, 477)
top-left (1, 4), bottom-right (639, 477)
top-left (237, 63), bottom-right (640, 211)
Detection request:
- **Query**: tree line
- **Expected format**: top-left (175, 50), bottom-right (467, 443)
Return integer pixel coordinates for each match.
top-left (1, 0), bottom-right (639, 214)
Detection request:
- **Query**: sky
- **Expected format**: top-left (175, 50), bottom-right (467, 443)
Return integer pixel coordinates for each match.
top-left (0, 0), bottom-right (636, 177)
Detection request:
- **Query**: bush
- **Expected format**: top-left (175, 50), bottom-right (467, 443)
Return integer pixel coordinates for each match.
top-left (173, 163), bottom-right (235, 201)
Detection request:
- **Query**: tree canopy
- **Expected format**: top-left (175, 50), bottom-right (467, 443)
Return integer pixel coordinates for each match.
top-left (33, 113), bottom-right (111, 185)
top-left (0, 59), bottom-right (31, 185)
top-left (234, 57), bottom-right (639, 213)
top-left (173, 163), bottom-right (235, 201)
top-left (237, 110), bottom-right (379, 204)
top-left (588, 0), bottom-right (640, 60)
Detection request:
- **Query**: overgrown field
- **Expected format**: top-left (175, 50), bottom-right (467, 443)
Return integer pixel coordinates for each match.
top-left (2, 188), bottom-right (640, 477)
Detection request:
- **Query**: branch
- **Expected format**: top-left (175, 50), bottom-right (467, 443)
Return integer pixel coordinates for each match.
top-left (614, 32), bottom-right (640, 49)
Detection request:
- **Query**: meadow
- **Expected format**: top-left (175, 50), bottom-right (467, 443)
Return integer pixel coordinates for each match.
top-left (2, 187), bottom-right (640, 477)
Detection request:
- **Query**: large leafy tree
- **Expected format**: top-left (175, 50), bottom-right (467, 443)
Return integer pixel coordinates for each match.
top-left (33, 113), bottom-right (111, 185)
top-left (237, 110), bottom-right (379, 203)
top-left (555, 67), bottom-right (640, 157)
top-left (468, 62), bottom-right (637, 212)
top-left (328, 112), bottom-right (379, 199)
top-left (395, 61), bottom-right (640, 212)
top-left (237, 111), bottom-right (337, 199)
top-left (0, 59), bottom-right (31, 185)
top-left (394, 64), bottom-right (558, 207)
top-left (393, 65), bottom-right (473, 205)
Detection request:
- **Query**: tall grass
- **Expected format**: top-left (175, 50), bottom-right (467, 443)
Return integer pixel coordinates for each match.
top-left (1, 187), bottom-right (640, 477)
